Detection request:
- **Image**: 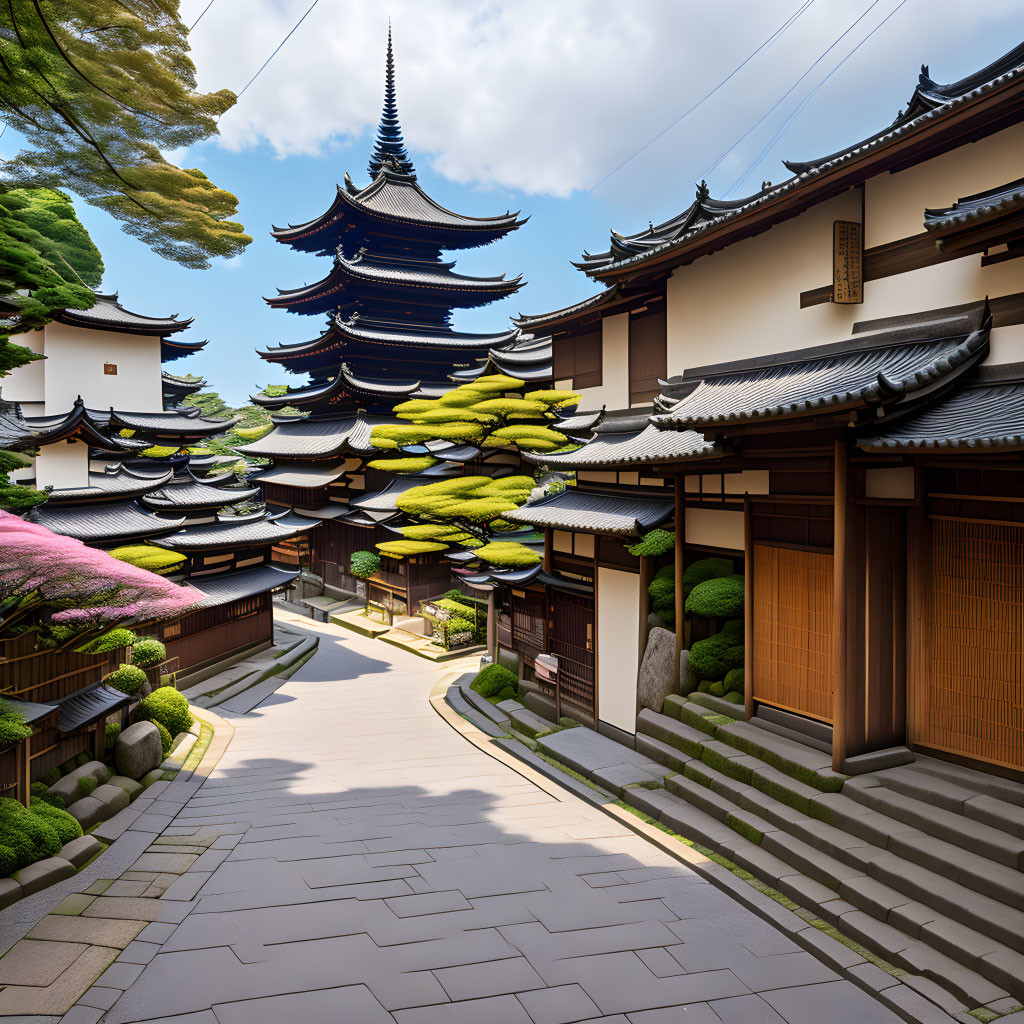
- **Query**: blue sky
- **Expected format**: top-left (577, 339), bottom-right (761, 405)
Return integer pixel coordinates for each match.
top-left (10, 2), bottom-right (1020, 406)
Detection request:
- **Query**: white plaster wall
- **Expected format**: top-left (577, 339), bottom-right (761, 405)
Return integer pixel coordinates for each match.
top-left (865, 122), bottom-right (1024, 247)
top-left (35, 440), bottom-right (89, 490)
top-left (41, 322), bottom-right (163, 414)
top-left (2, 330), bottom-right (45, 406)
top-left (685, 508), bottom-right (744, 551)
top-left (565, 312), bottom-right (631, 412)
top-left (597, 566), bottom-right (640, 734)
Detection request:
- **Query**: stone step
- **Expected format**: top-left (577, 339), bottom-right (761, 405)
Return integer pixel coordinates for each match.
top-left (685, 691), bottom-right (745, 720)
top-left (872, 764), bottom-right (1024, 840)
top-left (756, 704), bottom-right (834, 747)
top-left (522, 689), bottom-right (558, 723)
top-left (635, 734), bottom-right (693, 775)
top-left (749, 715), bottom-right (832, 754)
top-left (845, 777), bottom-right (1024, 870)
top-left (507, 707), bottom-right (557, 740)
top-left (623, 767), bottom-right (1010, 1008)
top-left (911, 753), bottom-right (1024, 809)
top-left (459, 684), bottom-right (511, 726)
top-left (445, 686), bottom-right (506, 739)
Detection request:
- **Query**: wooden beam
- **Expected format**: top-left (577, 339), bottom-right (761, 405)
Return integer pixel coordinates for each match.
top-left (543, 528), bottom-right (553, 574)
top-left (832, 441), bottom-right (849, 772)
top-left (744, 496), bottom-right (754, 722)
top-left (673, 474), bottom-right (686, 688)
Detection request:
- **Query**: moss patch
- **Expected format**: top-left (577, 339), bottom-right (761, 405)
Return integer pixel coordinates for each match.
top-left (182, 720), bottom-right (214, 773)
top-left (725, 813), bottom-right (763, 845)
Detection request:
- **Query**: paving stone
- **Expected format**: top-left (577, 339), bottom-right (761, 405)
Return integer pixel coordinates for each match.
top-left (0, 945), bottom-right (118, 1016)
top-left (118, 940), bottom-right (162, 965)
top-left (60, 1007), bottom-right (105, 1024)
top-left (708, 993), bottom-right (788, 1023)
top-left (761, 980), bottom-right (903, 1024)
top-left (104, 879), bottom-right (150, 897)
top-left (81, 896), bottom-right (164, 921)
top-left (515, 983), bottom-right (601, 1024)
top-left (95, 960), bottom-right (145, 990)
top-left (59, 835), bottom-right (104, 869)
top-left (12, 857), bottom-right (75, 896)
top-left (131, 851), bottom-right (199, 873)
top-left (627, 1005), bottom-right (720, 1023)
top-left (213, 985), bottom-right (392, 1023)
top-left (51, 893), bottom-right (97, 916)
top-left (394, 994), bottom-right (532, 1024)
top-left (0, 939), bottom-right (89, 986)
top-left (77, 985), bottom-right (123, 1010)
top-left (27, 915), bottom-right (146, 948)
top-left (433, 956), bottom-right (544, 1001)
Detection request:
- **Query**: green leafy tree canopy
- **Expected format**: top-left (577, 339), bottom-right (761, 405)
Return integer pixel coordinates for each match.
top-left (0, 1), bottom-right (251, 269)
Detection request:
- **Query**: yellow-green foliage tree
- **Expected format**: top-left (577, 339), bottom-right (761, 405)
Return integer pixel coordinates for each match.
top-left (367, 376), bottom-right (580, 568)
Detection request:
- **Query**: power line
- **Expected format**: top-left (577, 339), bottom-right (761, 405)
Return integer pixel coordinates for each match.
top-left (699, 0), bottom-right (884, 183)
top-left (236, 0), bottom-right (321, 100)
top-left (190, 0), bottom-right (216, 31)
top-left (585, 0), bottom-right (818, 197)
top-left (725, 0), bottom-right (911, 197)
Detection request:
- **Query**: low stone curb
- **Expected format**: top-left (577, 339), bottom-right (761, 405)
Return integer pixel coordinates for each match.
top-left (190, 635), bottom-right (318, 709)
top-left (429, 675), bottom-right (969, 1024)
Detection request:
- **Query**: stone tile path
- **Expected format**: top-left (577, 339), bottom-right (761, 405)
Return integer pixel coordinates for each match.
top-left (28, 613), bottom-right (905, 1023)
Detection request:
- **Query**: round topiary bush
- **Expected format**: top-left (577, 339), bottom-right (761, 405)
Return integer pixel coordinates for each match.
top-left (685, 575), bottom-right (745, 620)
top-left (725, 667), bottom-right (745, 694)
top-left (84, 628), bottom-right (137, 653)
top-left (154, 720), bottom-right (173, 756)
top-left (29, 782), bottom-right (64, 809)
top-left (30, 800), bottom-right (83, 845)
top-left (689, 619), bottom-right (745, 682)
top-left (131, 686), bottom-right (192, 737)
top-left (77, 775), bottom-right (97, 799)
top-left (106, 663), bottom-right (147, 695)
top-left (0, 797), bottom-right (62, 872)
top-left (681, 557), bottom-right (734, 595)
top-left (131, 637), bottom-right (167, 669)
top-left (350, 550), bottom-right (381, 580)
top-left (626, 529), bottom-right (675, 558)
top-left (471, 663), bottom-right (519, 700)
top-left (105, 721), bottom-right (122, 754)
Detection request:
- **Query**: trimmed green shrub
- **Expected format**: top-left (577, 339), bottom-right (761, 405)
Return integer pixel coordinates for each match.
top-left (77, 775), bottom-right (97, 799)
top-left (708, 681), bottom-right (726, 698)
top-left (0, 797), bottom-right (62, 872)
top-left (626, 529), bottom-right (675, 558)
top-left (108, 545), bottom-right (187, 576)
top-left (365, 456), bottom-right (439, 474)
top-left (154, 720), bottom-right (173, 756)
top-left (104, 721), bottom-right (122, 754)
top-left (233, 423), bottom-right (272, 441)
top-left (106, 663), bottom-right (147, 695)
top-left (524, 389), bottom-right (581, 408)
top-left (0, 700), bottom-right (32, 747)
top-left (689, 619), bottom-right (745, 682)
top-left (83, 628), bottom-right (136, 653)
top-left (131, 686), bottom-right (192, 737)
top-left (131, 637), bottom-right (167, 669)
top-left (725, 667), bottom-right (745, 694)
top-left (75, 752), bottom-right (90, 767)
top-left (349, 550), bottom-right (381, 579)
top-left (685, 575), bottom-right (745, 619)
top-left (681, 557), bottom-right (734, 595)
top-left (30, 800), bottom-right (84, 845)
top-left (494, 685), bottom-right (518, 702)
top-left (482, 425), bottom-right (567, 451)
top-left (376, 540), bottom-right (448, 558)
top-left (38, 768), bottom-right (59, 787)
top-left (29, 782), bottom-right (64, 808)
top-left (471, 663), bottom-right (518, 699)
top-left (474, 542), bottom-right (541, 568)
top-left (723, 691), bottom-right (744, 705)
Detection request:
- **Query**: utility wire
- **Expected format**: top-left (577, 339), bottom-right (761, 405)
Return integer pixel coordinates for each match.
top-left (725, 0), bottom-right (911, 197)
top-left (189, 0), bottom-right (216, 31)
top-left (699, 0), bottom-right (884, 183)
top-left (236, 0), bottom-right (320, 100)
top-left (585, 0), bottom-right (818, 197)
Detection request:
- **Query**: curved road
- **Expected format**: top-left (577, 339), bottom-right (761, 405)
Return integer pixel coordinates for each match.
top-left (80, 613), bottom-right (901, 1024)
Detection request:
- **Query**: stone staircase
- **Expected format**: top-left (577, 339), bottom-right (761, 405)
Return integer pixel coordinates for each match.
top-left (627, 696), bottom-right (1024, 1012)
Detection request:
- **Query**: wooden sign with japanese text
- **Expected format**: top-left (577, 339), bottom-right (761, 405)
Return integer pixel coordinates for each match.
top-left (833, 221), bottom-right (863, 304)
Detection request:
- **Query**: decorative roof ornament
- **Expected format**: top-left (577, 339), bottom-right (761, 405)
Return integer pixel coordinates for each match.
top-left (696, 180), bottom-right (710, 201)
top-left (367, 25), bottom-right (416, 181)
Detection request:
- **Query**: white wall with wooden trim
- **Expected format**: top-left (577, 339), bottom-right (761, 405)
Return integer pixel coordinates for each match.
top-left (596, 566), bottom-right (641, 733)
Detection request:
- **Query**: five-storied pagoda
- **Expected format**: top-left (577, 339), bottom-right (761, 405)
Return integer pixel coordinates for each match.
top-left (238, 30), bottom-right (547, 610)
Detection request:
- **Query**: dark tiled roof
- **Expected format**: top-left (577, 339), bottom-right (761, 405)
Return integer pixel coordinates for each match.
top-left (6, 699), bottom-right (57, 726)
top-left (515, 286), bottom-right (621, 329)
top-left (251, 462), bottom-right (353, 488)
top-left (528, 424), bottom-right (716, 468)
top-left (0, 399), bottom-right (32, 448)
top-left (505, 487), bottom-right (674, 537)
top-left (451, 334), bottom-right (553, 384)
top-left (153, 511), bottom-right (319, 551)
top-left (161, 336), bottom-right (208, 363)
top-left (55, 293), bottom-right (193, 335)
top-left (349, 470), bottom-right (458, 518)
top-left (924, 176), bottom-right (1024, 233)
top-left (190, 564), bottom-right (300, 607)
top-left (46, 467), bottom-right (173, 504)
top-left (858, 379), bottom-right (1024, 452)
top-left (26, 501), bottom-right (184, 543)
top-left (107, 408), bottom-right (238, 437)
top-left (654, 310), bottom-right (990, 430)
top-left (56, 684), bottom-right (131, 733)
top-left (234, 415), bottom-right (385, 458)
top-left (251, 363), bottom-right (421, 410)
top-left (142, 478), bottom-right (259, 511)
top-left (19, 401), bottom-right (149, 453)
top-left (553, 409), bottom-right (605, 435)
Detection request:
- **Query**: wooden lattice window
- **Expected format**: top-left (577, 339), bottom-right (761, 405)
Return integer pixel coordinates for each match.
top-left (919, 520), bottom-right (1024, 771)
top-left (752, 543), bottom-right (834, 722)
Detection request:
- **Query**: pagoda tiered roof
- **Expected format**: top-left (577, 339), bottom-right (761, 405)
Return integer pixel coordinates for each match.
top-left (506, 487), bottom-right (675, 537)
top-left (43, 465), bottom-right (173, 503)
top-left (191, 564), bottom-right (300, 608)
top-left (101, 407), bottom-right (237, 441)
top-left (162, 372), bottom-right (206, 408)
top-left (450, 333), bottom-right (553, 384)
top-left (153, 510), bottom-right (319, 552)
top-left (19, 400), bottom-right (150, 454)
top-left (234, 413), bottom-right (384, 459)
top-left (55, 293), bottom-right (193, 336)
top-left (252, 362), bottom-right (426, 413)
top-left (526, 423), bottom-right (717, 469)
top-left (266, 251), bottom-right (522, 317)
top-left (141, 474), bottom-right (260, 512)
top-left (25, 501), bottom-right (184, 545)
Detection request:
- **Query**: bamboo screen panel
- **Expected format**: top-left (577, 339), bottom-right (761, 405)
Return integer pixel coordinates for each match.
top-left (920, 520), bottom-right (1023, 770)
top-left (752, 544), bottom-right (834, 722)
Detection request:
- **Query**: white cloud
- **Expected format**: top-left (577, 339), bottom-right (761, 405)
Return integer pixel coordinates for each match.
top-left (180, 1), bottom-right (1019, 200)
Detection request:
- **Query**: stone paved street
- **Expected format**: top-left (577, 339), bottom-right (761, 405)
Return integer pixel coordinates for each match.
top-left (63, 614), bottom-right (903, 1024)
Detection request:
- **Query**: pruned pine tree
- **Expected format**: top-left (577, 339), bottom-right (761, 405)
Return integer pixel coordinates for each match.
top-left (0, 1), bottom-right (251, 270)
top-left (367, 375), bottom-right (580, 568)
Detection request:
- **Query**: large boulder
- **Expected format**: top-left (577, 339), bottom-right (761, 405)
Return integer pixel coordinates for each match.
top-left (114, 721), bottom-right (163, 780)
top-left (47, 761), bottom-right (110, 804)
top-left (637, 627), bottom-right (677, 714)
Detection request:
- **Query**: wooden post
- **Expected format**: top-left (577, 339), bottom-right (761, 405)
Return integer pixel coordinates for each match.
top-left (15, 738), bottom-right (30, 807)
top-left (592, 548), bottom-right (600, 729)
top-left (673, 474), bottom-right (686, 687)
top-left (638, 555), bottom-right (652, 673)
top-left (543, 529), bottom-right (553, 573)
top-left (744, 495), bottom-right (754, 722)
top-left (486, 589), bottom-right (497, 657)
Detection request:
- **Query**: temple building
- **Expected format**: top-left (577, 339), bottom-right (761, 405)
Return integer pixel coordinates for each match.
top-left (498, 40), bottom-right (1024, 784)
top-left (240, 31), bottom-right (536, 610)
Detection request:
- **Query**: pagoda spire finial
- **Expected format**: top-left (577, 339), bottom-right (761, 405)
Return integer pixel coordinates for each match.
top-left (368, 24), bottom-right (416, 180)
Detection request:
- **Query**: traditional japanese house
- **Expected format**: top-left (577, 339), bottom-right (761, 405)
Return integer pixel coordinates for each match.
top-left (240, 30), bottom-right (531, 608)
top-left (516, 40), bottom-right (1024, 779)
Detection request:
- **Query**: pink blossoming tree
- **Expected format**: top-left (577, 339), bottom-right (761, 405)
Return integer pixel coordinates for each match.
top-left (0, 513), bottom-right (199, 645)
